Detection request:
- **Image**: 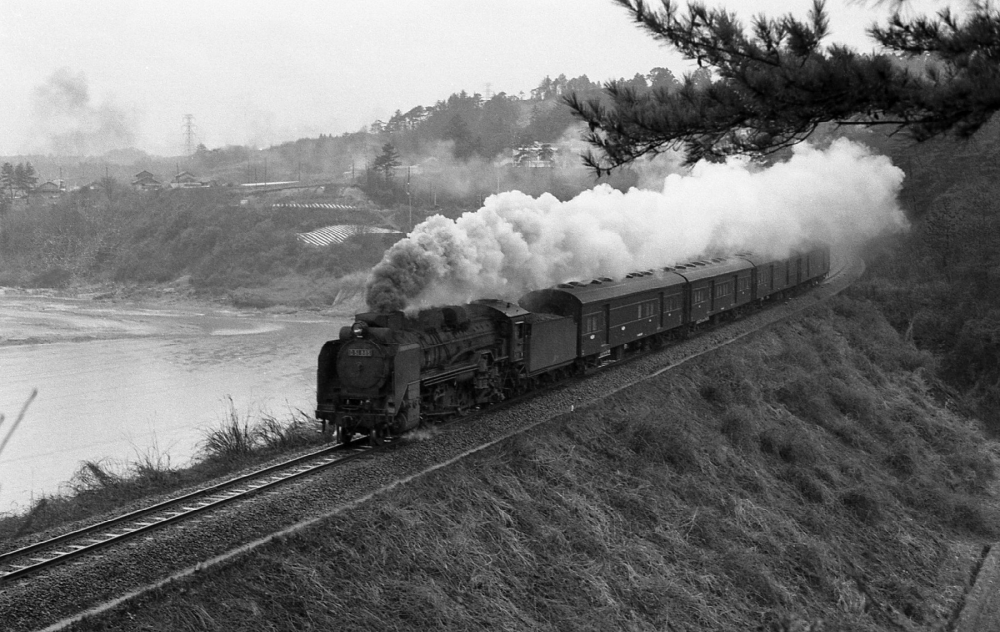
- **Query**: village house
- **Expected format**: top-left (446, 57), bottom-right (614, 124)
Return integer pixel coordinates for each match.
top-left (34, 180), bottom-right (66, 199)
top-left (170, 171), bottom-right (208, 188)
top-left (131, 170), bottom-right (163, 191)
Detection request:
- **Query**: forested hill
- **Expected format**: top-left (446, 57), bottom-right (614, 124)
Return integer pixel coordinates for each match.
top-left (193, 68), bottom-right (696, 183)
top-left (0, 68), bottom-right (696, 193)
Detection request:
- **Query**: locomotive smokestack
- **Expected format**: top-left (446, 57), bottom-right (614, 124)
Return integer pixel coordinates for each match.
top-left (366, 138), bottom-right (908, 312)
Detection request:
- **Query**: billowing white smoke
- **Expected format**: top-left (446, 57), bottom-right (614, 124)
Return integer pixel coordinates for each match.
top-left (365, 138), bottom-right (907, 312)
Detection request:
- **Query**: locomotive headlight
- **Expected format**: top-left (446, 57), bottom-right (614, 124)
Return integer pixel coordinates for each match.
top-left (351, 321), bottom-right (367, 338)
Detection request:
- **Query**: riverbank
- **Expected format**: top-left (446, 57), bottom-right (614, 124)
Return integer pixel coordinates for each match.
top-left (0, 285), bottom-right (360, 518)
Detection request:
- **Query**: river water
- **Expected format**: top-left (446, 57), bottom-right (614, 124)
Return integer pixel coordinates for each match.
top-left (0, 291), bottom-right (357, 514)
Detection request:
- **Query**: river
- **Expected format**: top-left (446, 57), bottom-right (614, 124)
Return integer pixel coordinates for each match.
top-left (0, 290), bottom-right (358, 514)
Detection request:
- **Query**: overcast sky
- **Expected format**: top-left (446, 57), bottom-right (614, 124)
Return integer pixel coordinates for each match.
top-left (0, 0), bottom-right (954, 157)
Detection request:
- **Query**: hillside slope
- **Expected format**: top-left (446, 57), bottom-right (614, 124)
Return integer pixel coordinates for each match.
top-left (74, 295), bottom-right (999, 631)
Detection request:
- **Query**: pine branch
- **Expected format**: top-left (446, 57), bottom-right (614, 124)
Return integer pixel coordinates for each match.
top-left (569, 0), bottom-right (1000, 174)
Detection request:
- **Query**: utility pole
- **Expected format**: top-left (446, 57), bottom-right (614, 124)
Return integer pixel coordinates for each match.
top-left (182, 114), bottom-right (196, 155)
top-left (406, 166), bottom-right (412, 231)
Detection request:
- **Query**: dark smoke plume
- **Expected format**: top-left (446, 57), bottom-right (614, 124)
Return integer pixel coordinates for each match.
top-left (29, 68), bottom-right (138, 155)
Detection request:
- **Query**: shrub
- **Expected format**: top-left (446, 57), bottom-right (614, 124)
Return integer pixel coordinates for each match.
top-left (255, 411), bottom-right (316, 450)
top-left (200, 399), bottom-right (323, 463)
top-left (201, 406), bottom-right (257, 462)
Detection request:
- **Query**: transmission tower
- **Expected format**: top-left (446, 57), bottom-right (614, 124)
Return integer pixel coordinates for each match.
top-left (182, 114), bottom-right (197, 155)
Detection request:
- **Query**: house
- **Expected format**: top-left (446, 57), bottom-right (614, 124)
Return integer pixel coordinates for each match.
top-left (170, 171), bottom-right (207, 189)
top-left (34, 180), bottom-right (65, 198)
top-left (512, 142), bottom-right (557, 168)
top-left (131, 170), bottom-right (162, 191)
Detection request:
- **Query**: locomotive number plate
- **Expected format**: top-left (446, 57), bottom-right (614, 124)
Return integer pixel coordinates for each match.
top-left (348, 349), bottom-right (374, 357)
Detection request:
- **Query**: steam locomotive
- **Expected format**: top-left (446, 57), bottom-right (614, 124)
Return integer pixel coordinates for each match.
top-left (317, 244), bottom-right (830, 444)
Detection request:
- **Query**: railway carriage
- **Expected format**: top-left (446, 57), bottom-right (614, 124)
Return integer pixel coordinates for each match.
top-left (519, 272), bottom-right (688, 365)
top-left (668, 258), bottom-right (754, 324)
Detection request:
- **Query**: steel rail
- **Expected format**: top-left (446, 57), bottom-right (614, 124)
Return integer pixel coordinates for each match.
top-left (0, 438), bottom-right (390, 584)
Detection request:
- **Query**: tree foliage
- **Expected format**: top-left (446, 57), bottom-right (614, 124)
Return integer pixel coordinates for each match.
top-left (1, 162), bottom-right (38, 197)
top-left (567, 0), bottom-right (1000, 171)
top-left (371, 143), bottom-right (402, 180)
top-left (0, 163), bottom-right (14, 199)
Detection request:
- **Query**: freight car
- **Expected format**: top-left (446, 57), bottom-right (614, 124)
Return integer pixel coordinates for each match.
top-left (317, 243), bottom-right (830, 444)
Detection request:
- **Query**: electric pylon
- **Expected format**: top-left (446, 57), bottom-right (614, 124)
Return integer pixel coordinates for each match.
top-left (182, 114), bottom-right (197, 155)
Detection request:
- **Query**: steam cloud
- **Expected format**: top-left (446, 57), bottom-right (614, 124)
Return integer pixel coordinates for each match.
top-left (29, 68), bottom-right (138, 155)
top-left (365, 139), bottom-right (908, 312)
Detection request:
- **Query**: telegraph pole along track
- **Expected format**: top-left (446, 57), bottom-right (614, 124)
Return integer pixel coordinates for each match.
top-left (1, 249), bottom-right (860, 632)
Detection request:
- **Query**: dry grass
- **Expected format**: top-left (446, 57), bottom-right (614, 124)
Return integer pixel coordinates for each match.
top-left (71, 295), bottom-right (1000, 631)
top-left (0, 448), bottom-right (182, 543)
top-left (199, 398), bottom-right (320, 464)
top-left (0, 404), bottom-right (324, 544)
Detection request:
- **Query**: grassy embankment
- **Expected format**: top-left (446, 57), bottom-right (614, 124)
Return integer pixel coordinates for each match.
top-left (71, 292), bottom-right (999, 631)
top-left (0, 403), bottom-right (328, 542)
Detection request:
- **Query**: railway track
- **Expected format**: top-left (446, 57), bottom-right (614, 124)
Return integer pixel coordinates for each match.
top-left (0, 437), bottom-right (392, 585)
